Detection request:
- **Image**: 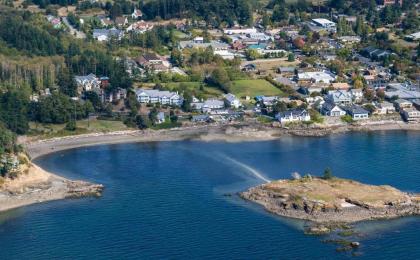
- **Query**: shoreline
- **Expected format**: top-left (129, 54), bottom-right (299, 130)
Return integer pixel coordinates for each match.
top-left (0, 164), bottom-right (103, 213)
top-left (24, 121), bottom-right (420, 159)
top-left (2, 121), bottom-right (418, 214)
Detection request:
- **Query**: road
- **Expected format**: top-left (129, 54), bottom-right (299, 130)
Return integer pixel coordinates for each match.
top-left (62, 17), bottom-right (86, 39)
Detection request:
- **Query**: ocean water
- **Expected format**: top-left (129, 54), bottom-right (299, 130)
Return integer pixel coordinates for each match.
top-left (0, 131), bottom-right (419, 259)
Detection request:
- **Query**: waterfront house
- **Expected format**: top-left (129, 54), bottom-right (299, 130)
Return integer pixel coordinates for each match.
top-left (341, 105), bottom-right (369, 120)
top-left (275, 109), bottom-right (311, 124)
top-left (393, 99), bottom-right (413, 111)
top-left (202, 99), bottom-right (225, 113)
top-left (373, 101), bottom-right (396, 115)
top-left (135, 89), bottom-right (182, 106)
top-left (321, 102), bottom-right (346, 117)
top-left (401, 108), bottom-right (420, 123)
top-left (224, 93), bottom-right (241, 109)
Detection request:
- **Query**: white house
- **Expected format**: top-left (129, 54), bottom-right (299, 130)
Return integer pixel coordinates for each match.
top-left (223, 27), bottom-right (257, 35)
top-left (321, 102), bottom-right (346, 117)
top-left (202, 99), bottom-right (225, 113)
top-left (350, 88), bottom-right (363, 102)
top-left (327, 90), bottom-right (352, 105)
top-left (401, 108), bottom-right (420, 122)
top-left (373, 101), bottom-right (395, 115)
top-left (135, 89), bottom-right (182, 106)
top-left (311, 18), bottom-right (336, 32)
top-left (131, 8), bottom-right (143, 19)
top-left (74, 74), bottom-right (101, 92)
top-left (275, 109), bottom-right (311, 124)
top-left (224, 93), bottom-right (241, 109)
top-left (341, 105), bottom-right (369, 120)
top-left (93, 28), bottom-right (123, 41)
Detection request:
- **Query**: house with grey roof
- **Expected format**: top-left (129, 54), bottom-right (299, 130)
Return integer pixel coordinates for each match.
top-left (93, 28), bottom-right (123, 42)
top-left (202, 99), bottom-right (225, 113)
top-left (321, 102), bottom-right (346, 117)
top-left (74, 73), bottom-right (101, 92)
top-left (275, 109), bottom-right (311, 124)
top-left (224, 93), bottom-right (241, 109)
top-left (135, 89), bottom-right (182, 106)
top-left (327, 90), bottom-right (352, 105)
top-left (341, 105), bottom-right (369, 120)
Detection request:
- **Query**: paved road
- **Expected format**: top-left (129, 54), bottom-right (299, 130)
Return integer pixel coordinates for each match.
top-left (62, 17), bottom-right (86, 39)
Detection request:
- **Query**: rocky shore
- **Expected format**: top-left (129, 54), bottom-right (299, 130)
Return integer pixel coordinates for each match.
top-left (0, 164), bottom-right (103, 213)
top-left (240, 177), bottom-right (420, 224)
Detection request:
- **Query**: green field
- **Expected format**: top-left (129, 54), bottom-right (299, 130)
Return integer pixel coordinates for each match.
top-left (230, 80), bottom-right (284, 98)
top-left (164, 82), bottom-right (224, 98)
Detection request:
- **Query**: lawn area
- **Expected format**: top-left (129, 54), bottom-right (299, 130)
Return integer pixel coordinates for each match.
top-left (28, 119), bottom-right (131, 139)
top-left (164, 82), bottom-right (224, 98)
top-left (231, 79), bottom-right (284, 99)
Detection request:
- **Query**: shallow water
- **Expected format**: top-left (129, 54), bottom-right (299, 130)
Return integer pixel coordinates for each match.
top-left (0, 131), bottom-right (419, 259)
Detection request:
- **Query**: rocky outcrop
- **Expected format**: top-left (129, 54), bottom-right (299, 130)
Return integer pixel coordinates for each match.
top-left (240, 178), bottom-right (420, 224)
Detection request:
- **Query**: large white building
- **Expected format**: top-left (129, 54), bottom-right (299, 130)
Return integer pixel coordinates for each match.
top-left (298, 71), bottom-right (336, 84)
top-left (135, 89), bottom-right (182, 106)
top-left (74, 74), bottom-right (101, 91)
top-left (312, 18), bottom-right (336, 30)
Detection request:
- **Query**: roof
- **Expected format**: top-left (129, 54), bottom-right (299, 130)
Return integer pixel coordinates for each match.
top-left (312, 18), bottom-right (335, 26)
top-left (135, 89), bottom-right (179, 98)
top-left (277, 109), bottom-right (308, 117)
top-left (341, 105), bottom-right (369, 115)
top-left (224, 93), bottom-right (238, 103)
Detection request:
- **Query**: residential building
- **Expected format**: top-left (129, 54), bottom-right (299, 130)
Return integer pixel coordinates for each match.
top-left (298, 71), bottom-right (336, 84)
top-left (115, 17), bottom-right (128, 27)
top-left (383, 0), bottom-right (403, 6)
top-left (310, 18), bottom-right (336, 32)
top-left (93, 28), bottom-right (123, 41)
top-left (350, 88), bottom-right (363, 102)
top-left (327, 90), bottom-right (352, 105)
top-left (223, 27), bottom-right (257, 35)
top-left (135, 89), bottom-right (182, 106)
top-left (321, 102), bottom-right (346, 117)
top-left (131, 8), bottom-right (143, 19)
top-left (374, 101), bottom-right (396, 115)
top-left (401, 108), bottom-right (420, 123)
top-left (393, 99), bottom-right (413, 111)
top-left (126, 21), bottom-right (154, 33)
top-left (224, 93), bottom-right (241, 109)
top-left (75, 74), bottom-right (101, 92)
top-left (178, 40), bottom-right (229, 50)
top-left (202, 99), bottom-right (225, 113)
top-left (275, 109), bottom-right (311, 124)
top-left (341, 105), bottom-right (369, 120)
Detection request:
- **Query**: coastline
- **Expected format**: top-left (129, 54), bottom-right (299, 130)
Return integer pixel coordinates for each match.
top-left (0, 164), bottom-right (103, 213)
top-left (2, 121), bottom-right (418, 214)
top-left (24, 121), bottom-right (420, 159)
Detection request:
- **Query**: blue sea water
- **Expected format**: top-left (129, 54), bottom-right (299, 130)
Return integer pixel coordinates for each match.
top-left (0, 131), bottom-right (419, 259)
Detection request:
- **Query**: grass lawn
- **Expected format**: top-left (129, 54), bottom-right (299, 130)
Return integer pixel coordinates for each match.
top-left (231, 79), bottom-right (284, 99)
top-left (164, 82), bottom-right (224, 98)
top-left (28, 119), bottom-right (131, 139)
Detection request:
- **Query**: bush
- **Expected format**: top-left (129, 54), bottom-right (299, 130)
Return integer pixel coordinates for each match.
top-left (323, 167), bottom-right (333, 180)
top-left (65, 121), bottom-right (76, 131)
top-left (341, 115), bottom-right (354, 123)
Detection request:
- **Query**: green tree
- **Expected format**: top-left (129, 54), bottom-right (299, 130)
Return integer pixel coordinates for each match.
top-left (323, 167), bottom-right (333, 180)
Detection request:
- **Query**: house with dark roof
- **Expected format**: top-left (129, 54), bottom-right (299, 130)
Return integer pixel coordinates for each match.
top-left (341, 105), bottom-right (369, 120)
top-left (321, 102), bottom-right (346, 117)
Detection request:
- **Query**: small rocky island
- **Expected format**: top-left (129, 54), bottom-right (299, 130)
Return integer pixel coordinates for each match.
top-left (240, 176), bottom-right (420, 224)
